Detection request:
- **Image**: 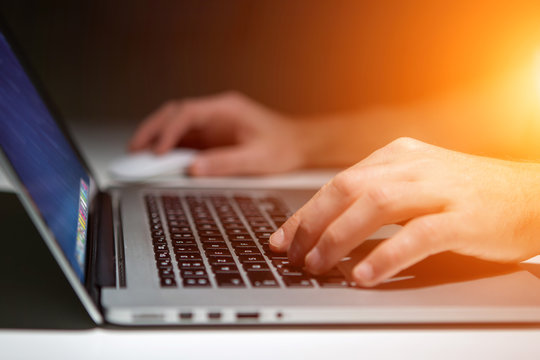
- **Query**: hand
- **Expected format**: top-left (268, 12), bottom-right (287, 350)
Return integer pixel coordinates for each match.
top-left (269, 137), bottom-right (540, 287)
top-left (129, 92), bottom-right (305, 176)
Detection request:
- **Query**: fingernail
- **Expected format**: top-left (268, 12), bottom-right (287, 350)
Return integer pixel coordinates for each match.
top-left (305, 248), bottom-right (322, 272)
top-left (355, 262), bottom-right (374, 284)
top-left (269, 228), bottom-right (285, 248)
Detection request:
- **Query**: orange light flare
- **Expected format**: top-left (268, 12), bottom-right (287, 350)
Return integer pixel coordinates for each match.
top-left (535, 52), bottom-right (540, 101)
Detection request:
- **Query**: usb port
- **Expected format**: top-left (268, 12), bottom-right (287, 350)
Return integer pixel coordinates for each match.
top-left (208, 312), bottom-right (222, 320)
top-left (179, 312), bottom-right (193, 320)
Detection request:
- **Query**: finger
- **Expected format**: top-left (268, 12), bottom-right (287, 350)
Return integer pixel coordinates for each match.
top-left (304, 182), bottom-right (446, 275)
top-left (271, 164), bottom-right (403, 265)
top-left (268, 140), bottom-right (425, 257)
top-left (189, 145), bottom-right (266, 176)
top-left (352, 214), bottom-right (453, 287)
top-left (152, 94), bottom-right (251, 154)
top-left (129, 102), bottom-right (178, 151)
top-left (152, 104), bottom-right (204, 154)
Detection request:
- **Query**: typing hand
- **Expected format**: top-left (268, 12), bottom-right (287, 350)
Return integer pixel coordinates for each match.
top-left (270, 137), bottom-right (540, 287)
top-left (129, 92), bottom-right (305, 176)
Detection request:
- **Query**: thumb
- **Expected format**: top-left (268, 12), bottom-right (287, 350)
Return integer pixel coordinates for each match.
top-left (190, 145), bottom-right (263, 176)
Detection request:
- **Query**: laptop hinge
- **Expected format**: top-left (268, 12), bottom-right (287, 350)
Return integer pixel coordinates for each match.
top-left (86, 191), bottom-right (116, 295)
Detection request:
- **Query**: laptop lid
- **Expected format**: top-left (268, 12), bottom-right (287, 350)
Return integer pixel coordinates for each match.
top-left (0, 21), bottom-right (103, 323)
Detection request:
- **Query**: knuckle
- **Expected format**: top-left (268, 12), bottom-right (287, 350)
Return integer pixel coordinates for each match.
top-left (175, 100), bottom-right (202, 118)
top-left (364, 185), bottom-right (392, 212)
top-left (388, 137), bottom-right (423, 152)
top-left (322, 226), bottom-right (344, 249)
top-left (222, 90), bottom-right (243, 101)
top-left (331, 171), bottom-right (357, 198)
top-left (297, 220), bottom-right (317, 240)
top-left (410, 218), bottom-right (439, 247)
top-left (162, 100), bottom-right (180, 112)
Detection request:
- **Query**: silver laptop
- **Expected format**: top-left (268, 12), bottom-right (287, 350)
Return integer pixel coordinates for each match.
top-left (2, 24), bottom-right (540, 327)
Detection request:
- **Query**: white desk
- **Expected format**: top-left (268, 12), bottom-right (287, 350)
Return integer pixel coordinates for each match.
top-left (2, 121), bottom-right (540, 360)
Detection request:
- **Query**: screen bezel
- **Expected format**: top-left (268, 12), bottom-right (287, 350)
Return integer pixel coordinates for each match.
top-left (0, 16), bottom-right (103, 323)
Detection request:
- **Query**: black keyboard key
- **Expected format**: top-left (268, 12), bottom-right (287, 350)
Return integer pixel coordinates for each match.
top-left (202, 242), bottom-right (228, 250)
top-left (225, 228), bottom-right (250, 236)
top-left (198, 230), bottom-right (222, 237)
top-left (223, 223), bottom-right (247, 230)
top-left (268, 255), bottom-right (288, 261)
top-left (181, 269), bottom-right (207, 277)
top-left (196, 224), bottom-right (219, 231)
top-left (156, 259), bottom-right (173, 268)
top-left (255, 232), bottom-right (273, 240)
top-left (248, 221), bottom-right (270, 228)
top-left (168, 221), bottom-right (190, 228)
top-left (172, 239), bottom-right (196, 246)
top-left (235, 248), bottom-right (261, 256)
top-left (161, 278), bottom-right (177, 287)
top-left (247, 271), bottom-right (278, 287)
top-left (283, 276), bottom-right (313, 287)
top-left (183, 277), bottom-right (210, 287)
top-left (154, 243), bottom-right (168, 251)
top-left (238, 254), bottom-right (265, 263)
top-left (178, 260), bottom-right (205, 269)
top-left (155, 251), bottom-right (170, 260)
top-left (220, 216), bottom-right (240, 223)
top-left (215, 273), bottom-right (245, 287)
top-left (192, 219), bottom-right (215, 225)
top-left (277, 266), bottom-right (305, 277)
top-left (212, 264), bottom-right (239, 273)
top-left (175, 253), bottom-right (202, 260)
top-left (200, 236), bottom-right (225, 243)
top-left (152, 236), bottom-right (166, 245)
top-left (253, 226), bottom-right (274, 233)
top-left (272, 259), bottom-right (291, 267)
top-left (152, 229), bottom-right (164, 237)
top-left (315, 269), bottom-right (350, 287)
top-left (229, 234), bottom-right (253, 241)
top-left (208, 256), bottom-right (234, 264)
top-left (173, 245), bottom-right (198, 252)
top-left (230, 241), bottom-right (256, 248)
top-left (205, 249), bottom-right (231, 256)
top-left (159, 268), bottom-right (175, 278)
top-left (243, 263), bottom-right (269, 271)
top-left (171, 233), bottom-right (195, 239)
top-left (170, 226), bottom-right (191, 233)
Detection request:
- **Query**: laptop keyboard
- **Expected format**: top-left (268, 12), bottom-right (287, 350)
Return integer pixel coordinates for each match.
top-left (145, 193), bottom-right (350, 289)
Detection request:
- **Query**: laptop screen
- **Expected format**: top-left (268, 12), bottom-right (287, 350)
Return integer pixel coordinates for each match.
top-left (0, 32), bottom-right (91, 282)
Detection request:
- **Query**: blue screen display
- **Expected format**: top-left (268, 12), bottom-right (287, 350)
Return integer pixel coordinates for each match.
top-left (0, 32), bottom-right (90, 281)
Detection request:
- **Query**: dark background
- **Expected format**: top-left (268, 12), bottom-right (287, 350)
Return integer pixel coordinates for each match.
top-left (1, 0), bottom-right (539, 123)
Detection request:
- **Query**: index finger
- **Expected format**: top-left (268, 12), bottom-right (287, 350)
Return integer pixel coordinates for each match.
top-left (270, 163), bottom-right (392, 265)
top-left (128, 101), bottom-right (178, 151)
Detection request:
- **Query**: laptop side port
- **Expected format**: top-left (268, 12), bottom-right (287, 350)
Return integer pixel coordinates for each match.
top-left (207, 312), bottom-right (222, 321)
top-left (179, 312), bottom-right (193, 321)
top-left (236, 312), bottom-right (260, 321)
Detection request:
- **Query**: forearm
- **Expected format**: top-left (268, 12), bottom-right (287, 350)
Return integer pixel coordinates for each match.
top-left (296, 65), bottom-right (540, 167)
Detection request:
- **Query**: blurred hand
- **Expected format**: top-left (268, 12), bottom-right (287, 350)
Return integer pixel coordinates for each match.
top-left (269, 137), bottom-right (540, 287)
top-left (129, 92), bottom-right (305, 176)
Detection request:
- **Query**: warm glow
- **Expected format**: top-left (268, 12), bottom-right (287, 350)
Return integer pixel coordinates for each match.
top-left (535, 52), bottom-right (540, 101)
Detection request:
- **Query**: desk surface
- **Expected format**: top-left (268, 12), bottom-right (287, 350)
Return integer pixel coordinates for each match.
top-left (2, 121), bottom-right (540, 360)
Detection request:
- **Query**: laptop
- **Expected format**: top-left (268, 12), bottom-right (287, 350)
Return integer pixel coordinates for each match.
top-left (2, 22), bottom-right (540, 327)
